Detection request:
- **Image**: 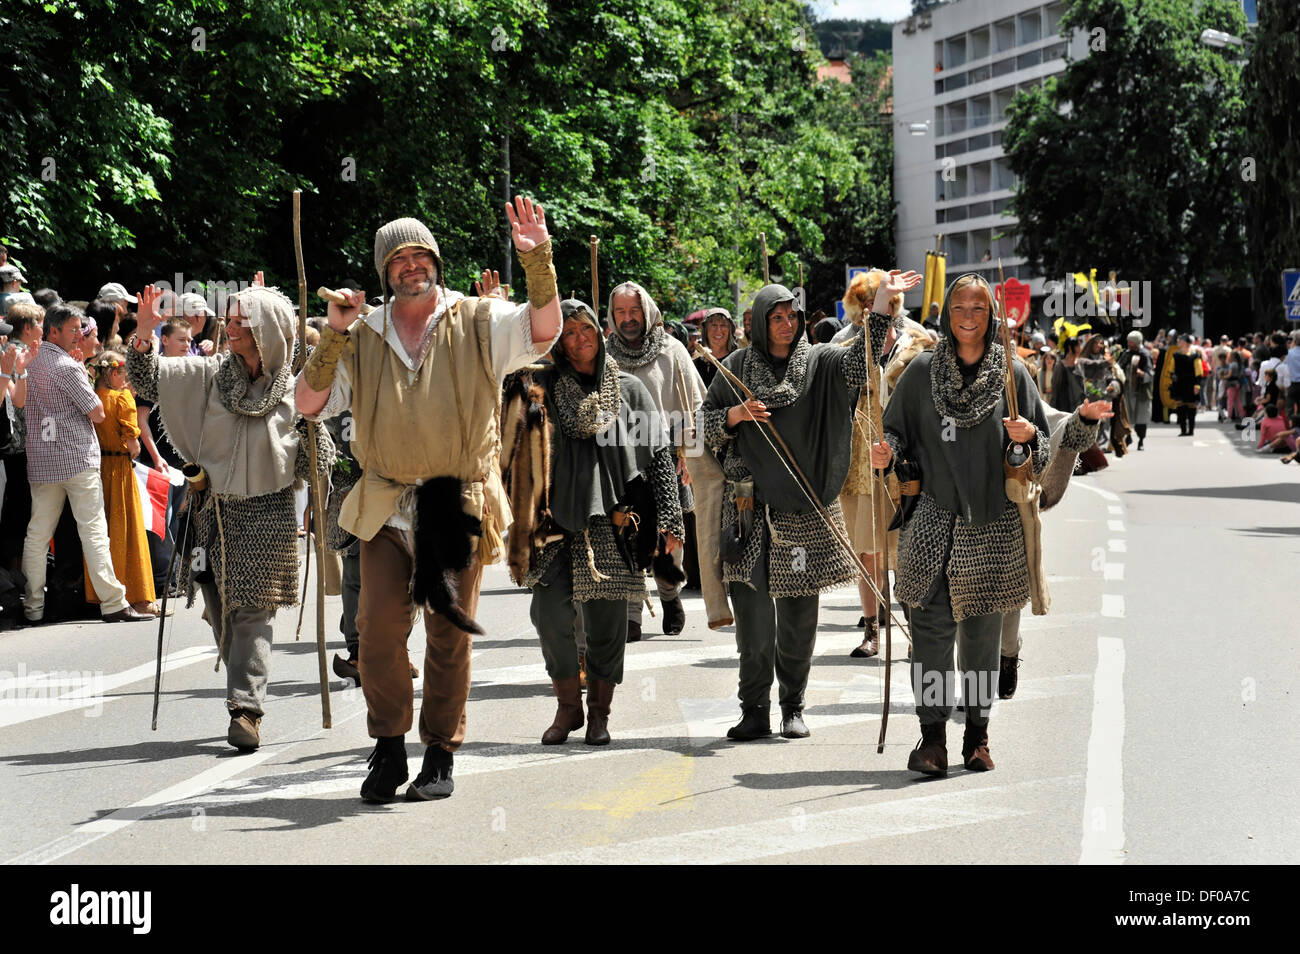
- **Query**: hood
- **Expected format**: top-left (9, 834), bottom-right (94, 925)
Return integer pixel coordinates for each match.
top-left (555, 298), bottom-right (607, 375)
top-left (699, 307), bottom-right (737, 353)
top-left (748, 283), bottom-right (802, 360)
top-left (606, 281), bottom-right (662, 343)
top-left (938, 272), bottom-right (999, 355)
top-left (232, 285), bottom-right (296, 375)
top-left (373, 217), bottom-right (444, 302)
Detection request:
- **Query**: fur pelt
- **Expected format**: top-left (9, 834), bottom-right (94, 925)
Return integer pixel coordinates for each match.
top-left (841, 269), bottom-right (904, 327)
top-left (411, 476), bottom-right (484, 635)
top-left (883, 316), bottom-right (936, 395)
top-left (621, 474), bottom-right (687, 584)
top-left (500, 369), bottom-right (557, 585)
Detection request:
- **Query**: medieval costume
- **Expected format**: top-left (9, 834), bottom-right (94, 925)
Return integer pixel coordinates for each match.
top-left (881, 274), bottom-right (1098, 774)
top-left (127, 286), bottom-right (333, 751)
top-left (604, 282), bottom-right (703, 639)
top-left (700, 284), bottom-right (876, 741)
top-left (1170, 335), bottom-right (1204, 436)
top-left (299, 214), bottom-right (559, 802)
top-left (518, 300), bottom-right (684, 745)
top-left (85, 356), bottom-right (155, 611)
top-left (1122, 331), bottom-right (1153, 450)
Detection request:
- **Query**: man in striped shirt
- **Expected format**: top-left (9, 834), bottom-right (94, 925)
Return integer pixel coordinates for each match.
top-left (21, 304), bottom-right (148, 623)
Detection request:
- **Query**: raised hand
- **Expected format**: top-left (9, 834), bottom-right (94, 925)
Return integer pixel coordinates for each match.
top-left (872, 269), bottom-right (923, 314)
top-left (474, 269), bottom-right (510, 301)
top-left (136, 285), bottom-right (165, 339)
top-left (505, 195), bottom-right (549, 254)
top-left (325, 288), bottom-right (366, 333)
top-left (0, 346), bottom-right (15, 376)
top-left (252, 270), bottom-right (265, 287)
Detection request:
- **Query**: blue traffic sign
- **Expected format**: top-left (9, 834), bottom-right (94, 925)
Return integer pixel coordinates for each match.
top-left (1284, 269), bottom-right (1300, 322)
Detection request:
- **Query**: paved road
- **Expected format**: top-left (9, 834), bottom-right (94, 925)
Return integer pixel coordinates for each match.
top-left (2, 412), bottom-right (1296, 864)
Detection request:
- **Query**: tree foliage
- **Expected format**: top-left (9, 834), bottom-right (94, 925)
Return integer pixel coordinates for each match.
top-left (1002, 0), bottom-right (1248, 323)
top-left (0, 0), bottom-right (894, 316)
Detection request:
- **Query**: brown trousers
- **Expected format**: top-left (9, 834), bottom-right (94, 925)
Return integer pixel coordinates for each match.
top-left (357, 525), bottom-right (481, 751)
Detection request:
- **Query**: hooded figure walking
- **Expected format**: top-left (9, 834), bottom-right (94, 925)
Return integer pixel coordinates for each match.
top-left (700, 270), bottom-right (921, 741)
top-left (522, 300), bottom-right (684, 745)
top-left (604, 282), bottom-right (703, 640)
top-left (871, 274), bottom-right (1107, 774)
top-left (128, 284), bottom-right (335, 751)
top-left (295, 198), bottom-right (561, 803)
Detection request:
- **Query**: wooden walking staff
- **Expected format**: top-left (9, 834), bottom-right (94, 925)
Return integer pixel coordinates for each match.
top-left (760, 232), bottom-right (770, 284)
top-left (860, 306), bottom-right (894, 754)
top-left (589, 235), bottom-right (600, 312)
top-left (292, 189), bottom-right (332, 728)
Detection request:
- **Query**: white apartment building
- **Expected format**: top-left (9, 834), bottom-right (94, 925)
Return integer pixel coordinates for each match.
top-left (892, 1), bottom-right (1090, 310)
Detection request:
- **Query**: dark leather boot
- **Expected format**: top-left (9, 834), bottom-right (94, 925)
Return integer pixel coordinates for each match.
top-left (780, 707), bottom-right (810, 739)
top-left (584, 677), bottom-right (615, 746)
top-left (542, 676), bottom-right (585, 745)
top-left (662, 596), bottom-right (686, 635)
top-left (998, 654), bottom-right (1020, 699)
top-left (907, 721), bottom-right (948, 775)
top-left (850, 620), bottom-right (879, 658)
top-left (726, 706), bottom-right (772, 741)
top-left (360, 735), bottom-right (409, 802)
top-left (962, 722), bottom-right (995, 771)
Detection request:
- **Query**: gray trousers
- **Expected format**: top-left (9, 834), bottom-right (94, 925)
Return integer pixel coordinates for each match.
top-left (532, 541), bottom-right (627, 684)
top-left (910, 571), bottom-right (1001, 728)
top-left (728, 531), bottom-right (819, 712)
top-left (627, 545), bottom-right (685, 624)
top-left (340, 548), bottom-right (361, 657)
top-left (685, 448), bottom-right (732, 627)
top-left (200, 581), bottom-right (274, 716)
top-left (1000, 609), bottom-right (1022, 658)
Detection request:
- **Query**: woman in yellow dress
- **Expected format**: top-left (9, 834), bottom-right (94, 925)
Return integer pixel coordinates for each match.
top-left (85, 352), bottom-right (158, 615)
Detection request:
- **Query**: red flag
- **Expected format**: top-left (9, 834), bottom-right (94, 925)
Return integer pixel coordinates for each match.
top-left (132, 461), bottom-right (182, 538)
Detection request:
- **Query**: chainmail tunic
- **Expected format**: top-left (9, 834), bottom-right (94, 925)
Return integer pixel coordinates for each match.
top-left (523, 444), bottom-right (683, 602)
top-left (888, 412), bottom-right (1097, 620)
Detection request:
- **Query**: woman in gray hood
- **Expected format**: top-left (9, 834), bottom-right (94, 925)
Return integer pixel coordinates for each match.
top-left (873, 273), bottom-right (1107, 775)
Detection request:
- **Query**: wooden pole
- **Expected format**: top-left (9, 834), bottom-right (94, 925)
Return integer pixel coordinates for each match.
top-left (760, 232), bottom-right (770, 284)
top-left (589, 235), bottom-right (600, 314)
top-left (293, 189), bottom-right (332, 729)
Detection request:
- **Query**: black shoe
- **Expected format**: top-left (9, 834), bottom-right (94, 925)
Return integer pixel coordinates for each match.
top-left (405, 745), bottom-right (454, 800)
top-left (726, 707), bottom-right (772, 741)
top-left (780, 708), bottom-right (810, 739)
top-left (856, 615), bottom-right (866, 628)
top-left (360, 736), bottom-right (408, 803)
top-left (626, 620), bottom-right (642, 643)
top-left (332, 653), bottom-right (361, 687)
top-left (999, 654), bottom-right (1021, 700)
top-left (661, 596), bottom-right (686, 635)
top-left (850, 622), bottom-right (879, 658)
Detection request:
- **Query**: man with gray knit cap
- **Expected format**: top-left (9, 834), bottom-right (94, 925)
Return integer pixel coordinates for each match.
top-left (296, 197), bottom-right (561, 803)
top-left (604, 281), bottom-right (704, 640)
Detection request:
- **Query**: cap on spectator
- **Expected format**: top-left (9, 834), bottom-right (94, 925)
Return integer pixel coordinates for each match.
top-left (1028, 331), bottom-right (1046, 347)
top-left (0, 265), bottom-right (26, 285)
top-left (177, 292), bottom-right (215, 317)
top-left (97, 282), bottom-right (138, 305)
top-left (1127, 330), bottom-right (1144, 344)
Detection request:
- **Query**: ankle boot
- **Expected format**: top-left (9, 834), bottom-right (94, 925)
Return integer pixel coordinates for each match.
top-left (584, 677), bottom-right (615, 746)
top-left (542, 676), bottom-right (585, 745)
top-left (726, 706), bottom-right (772, 740)
top-left (850, 620), bottom-right (879, 658)
top-left (962, 722), bottom-right (995, 771)
top-left (907, 721), bottom-right (948, 775)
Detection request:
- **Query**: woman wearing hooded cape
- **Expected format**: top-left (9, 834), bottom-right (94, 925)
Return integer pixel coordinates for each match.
top-left (128, 285), bottom-right (334, 752)
top-left (700, 272), bottom-right (919, 742)
top-left (523, 300), bottom-right (684, 746)
top-left (875, 274), bottom-right (1105, 775)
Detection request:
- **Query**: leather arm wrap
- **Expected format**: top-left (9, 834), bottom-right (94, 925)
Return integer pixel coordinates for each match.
top-left (302, 325), bottom-right (350, 392)
top-left (516, 239), bottom-right (558, 310)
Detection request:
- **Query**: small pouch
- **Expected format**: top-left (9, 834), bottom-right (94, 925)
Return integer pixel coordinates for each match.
top-left (721, 479), bottom-right (754, 565)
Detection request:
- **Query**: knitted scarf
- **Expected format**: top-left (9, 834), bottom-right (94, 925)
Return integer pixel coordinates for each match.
top-left (929, 336), bottom-right (1007, 428)
top-left (553, 356), bottom-right (622, 439)
top-left (215, 352), bottom-right (293, 419)
top-left (606, 324), bottom-right (665, 370)
top-left (742, 336), bottom-right (811, 409)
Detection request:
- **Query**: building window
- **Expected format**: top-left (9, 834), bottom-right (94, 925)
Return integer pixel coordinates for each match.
top-left (1045, 2), bottom-right (1067, 34)
top-left (994, 18), bottom-right (1016, 53)
top-left (968, 133), bottom-right (991, 151)
top-left (970, 26), bottom-right (990, 61)
top-left (1044, 41), bottom-right (1067, 61)
top-left (969, 94), bottom-right (992, 128)
top-left (935, 78), bottom-right (945, 94)
top-left (946, 35), bottom-right (967, 68)
top-left (968, 64), bottom-right (991, 84)
top-left (947, 71), bottom-right (968, 91)
top-left (1017, 49), bottom-right (1042, 70)
top-left (992, 56), bottom-right (1018, 78)
top-left (1018, 10), bottom-right (1041, 45)
top-left (993, 197), bottom-right (1014, 214)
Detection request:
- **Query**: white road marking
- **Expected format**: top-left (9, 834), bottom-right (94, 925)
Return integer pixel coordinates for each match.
top-left (1107, 505), bottom-right (1123, 515)
top-left (1100, 595), bottom-right (1125, 618)
top-left (1103, 563), bottom-right (1125, 581)
top-left (1080, 637), bottom-right (1126, 865)
top-left (500, 777), bottom-right (1077, 865)
top-left (1108, 539), bottom-right (1127, 553)
top-left (0, 647), bottom-right (218, 728)
top-left (1074, 483), bottom-right (1121, 503)
top-left (1107, 520), bottom-right (1126, 533)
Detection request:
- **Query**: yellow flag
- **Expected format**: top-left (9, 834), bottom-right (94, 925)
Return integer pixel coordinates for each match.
top-left (924, 251), bottom-right (946, 317)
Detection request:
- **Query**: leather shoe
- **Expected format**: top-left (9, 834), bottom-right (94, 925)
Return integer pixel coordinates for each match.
top-left (998, 654), bottom-right (1020, 699)
top-left (726, 707), bottom-right (771, 741)
top-left (361, 736), bottom-right (409, 802)
top-left (780, 708), bottom-right (810, 739)
top-left (661, 596), bottom-right (686, 635)
top-left (962, 723), bottom-right (995, 771)
top-left (626, 619), bottom-right (642, 643)
top-left (332, 653), bottom-right (361, 687)
top-left (406, 745), bottom-right (454, 800)
top-left (102, 606), bottom-right (152, 623)
top-left (907, 721), bottom-right (948, 775)
top-left (227, 708), bottom-right (262, 751)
